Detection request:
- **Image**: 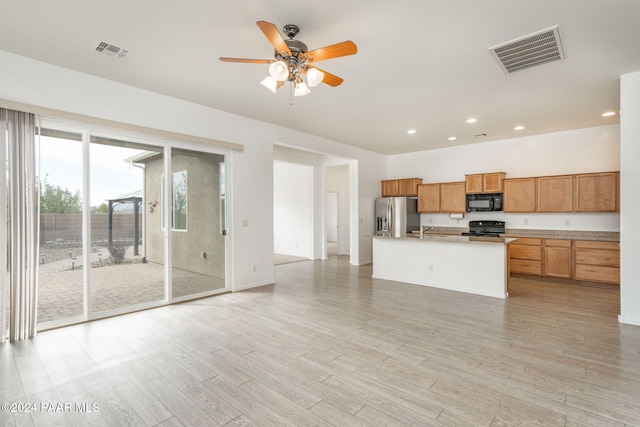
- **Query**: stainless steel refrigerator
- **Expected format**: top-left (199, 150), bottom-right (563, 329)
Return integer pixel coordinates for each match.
top-left (375, 197), bottom-right (420, 237)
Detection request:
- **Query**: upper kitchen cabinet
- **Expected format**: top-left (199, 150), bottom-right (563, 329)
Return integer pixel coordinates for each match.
top-left (465, 172), bottom-right (506, 194)
top-left (575, 172), bottom-right (619, 212)
top-left (440, 182), bottom-right (466, 213)
top-left (381, 180), bottom-right (399, 197)
top-left (537, 175), bottom-right (573, 212)
top-left (381, 178), bottom-right (422, 197)
top-left (417, 183), bottom-right (440, 213)
top-left (417, 182), bottom-right (465, 213)
top-left (504, 178), bottom-right (536, 213)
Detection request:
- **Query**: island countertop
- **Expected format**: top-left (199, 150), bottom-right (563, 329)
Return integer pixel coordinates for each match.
top-left (375, 234), bottom-right (518, 245)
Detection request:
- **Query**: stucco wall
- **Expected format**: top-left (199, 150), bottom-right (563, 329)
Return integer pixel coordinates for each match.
top-left (143, 151), bottom-right (225, 279)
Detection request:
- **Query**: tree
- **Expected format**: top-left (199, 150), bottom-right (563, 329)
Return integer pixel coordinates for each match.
top-left (38, 176), bottom-right (82, 214)
top-left (92, 203), bottom-right (109, 214)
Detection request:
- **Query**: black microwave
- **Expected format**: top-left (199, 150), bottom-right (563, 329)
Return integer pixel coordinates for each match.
top-left (466, 193), bottom-right (503, 212)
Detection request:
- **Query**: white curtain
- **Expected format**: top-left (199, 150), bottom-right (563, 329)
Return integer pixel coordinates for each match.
top-left (0, 108), bottom-right (39, 342)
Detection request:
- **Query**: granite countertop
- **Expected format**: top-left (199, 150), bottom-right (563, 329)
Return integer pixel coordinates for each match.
top-left (374, 234), bottom-right (517, 245)
top-left (418, 227), bottom-right (619, 242)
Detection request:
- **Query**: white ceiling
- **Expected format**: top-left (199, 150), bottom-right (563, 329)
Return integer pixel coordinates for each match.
top-left (1, 1), bottom-right (639, 155)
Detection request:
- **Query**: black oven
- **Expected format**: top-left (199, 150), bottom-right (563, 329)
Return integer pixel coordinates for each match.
top-left (466, 193), bottom-right (503, 212)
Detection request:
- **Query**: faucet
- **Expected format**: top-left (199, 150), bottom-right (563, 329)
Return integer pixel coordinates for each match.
top-left (419, 225), bottom-right (433, 238)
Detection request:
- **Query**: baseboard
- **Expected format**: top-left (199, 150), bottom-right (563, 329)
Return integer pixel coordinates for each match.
top-left (618, 314), bottom-right (640, 326)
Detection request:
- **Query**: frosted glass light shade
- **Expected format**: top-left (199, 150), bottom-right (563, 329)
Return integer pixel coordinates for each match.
top-left (260, 76), bottom-right (278, 93)
top-left (306, 68), bottom-right (324, 87)
top-left (268, 61), bottom-right (289, 81)
top-left (294, 81), bottom-right (311, 97)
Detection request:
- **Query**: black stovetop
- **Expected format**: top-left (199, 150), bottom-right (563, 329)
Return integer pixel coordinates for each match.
top-left (461, 220), bottom-right (505, 237)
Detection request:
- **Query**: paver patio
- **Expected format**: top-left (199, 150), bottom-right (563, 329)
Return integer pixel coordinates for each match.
top-left (37, 246), bottom-right (225, 324)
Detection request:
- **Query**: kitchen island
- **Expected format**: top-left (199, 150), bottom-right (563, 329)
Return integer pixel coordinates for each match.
top-left (372, 234), bottom-right (517, 299)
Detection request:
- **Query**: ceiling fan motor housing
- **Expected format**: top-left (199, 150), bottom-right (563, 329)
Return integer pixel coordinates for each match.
top-left (283, 24), bottom-right (300, 39)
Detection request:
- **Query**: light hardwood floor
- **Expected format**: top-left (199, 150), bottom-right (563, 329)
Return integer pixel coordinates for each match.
top-left (1, 256), bottom-right (639, 426)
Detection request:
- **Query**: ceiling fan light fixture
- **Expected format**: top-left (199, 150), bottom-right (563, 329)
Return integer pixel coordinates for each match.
top-left (294, 81), bottom-right (311, 97)
top-left (260, 76), bottom-right (278, 93)
top-left (306, 68), bottom-right (325, 87)
top-left (269, 61), bottom-right (289, 81)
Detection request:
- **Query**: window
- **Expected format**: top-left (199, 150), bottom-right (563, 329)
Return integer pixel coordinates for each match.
top-left (172, 170), bottom-right (187, 230)
top-left (161, 170), bottom-right (187, 230)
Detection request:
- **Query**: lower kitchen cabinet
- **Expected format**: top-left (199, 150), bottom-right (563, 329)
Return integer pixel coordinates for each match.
top-left (543, 239), bottom-right (572, 278)
top-left (509, 237), bottom-right (620, 286)
top-left (574, 240), bottom-right (620, 284)
top-left (509, 238), bottom-right (542, 276)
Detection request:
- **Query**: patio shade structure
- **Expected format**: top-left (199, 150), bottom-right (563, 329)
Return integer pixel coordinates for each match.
top-left (107, 196), bottom-right (142, 256)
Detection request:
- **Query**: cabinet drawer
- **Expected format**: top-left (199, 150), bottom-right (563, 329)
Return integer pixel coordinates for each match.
top-left (510, 244), bottom-right (542, 261)
top-left (545, 239), bottom-right (572, 247)
top-left (574, 240), bottom-right (619, 250)
top-left (575, 248), bottom-right (620, 267)
top-left (512, 238), bottom-right (542, 246)
top-left (510, 259), bottom-right (542, 276)
top-left (575, 264), bottom-right (620, 284)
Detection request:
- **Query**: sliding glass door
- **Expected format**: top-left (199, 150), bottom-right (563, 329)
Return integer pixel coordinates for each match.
top-left (36, 121), bottom-right (229, 330)
top-left (89, 135), bottom-right (165, 316)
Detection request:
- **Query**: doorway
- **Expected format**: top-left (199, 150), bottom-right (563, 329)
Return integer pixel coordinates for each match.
top-left (326, 191), bottom-right (338, 256)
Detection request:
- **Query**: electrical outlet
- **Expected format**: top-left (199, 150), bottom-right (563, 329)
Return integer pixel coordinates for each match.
top-left (524, 218), bottom-right (528, 225)
top-left (565, 220), bottom-right (571, 226)
top-left (429, 264), bottom-right (434, 271)
top-left (252, 265), bottom-right (257, 272)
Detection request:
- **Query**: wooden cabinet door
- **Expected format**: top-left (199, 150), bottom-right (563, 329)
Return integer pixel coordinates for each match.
top-left (381, 180), bottom-right (398, 197)
top-left (440, 182), bottom-right (466, 213)
top-left (544, 240), bottom-right (572, 278)
top-left (537, 175), bottom-right (573, 212)
top-left (504, 178), bottom-right (536, 212)
top-left (465, 174), bottom-right (483, 193)
top-left (398, 178), bottom-right (422, 196)
top-left (575, 172), bottom-right (618, 212)
top-left (417, 184), bottom-right (440, 213)
top-left (483, 172), bottom-right (505, 193)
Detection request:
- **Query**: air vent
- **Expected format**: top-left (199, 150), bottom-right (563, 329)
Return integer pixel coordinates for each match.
top-left (95, 41), bottom-right (130, 59)
top-left (489, 25), bottom-right (565, 74)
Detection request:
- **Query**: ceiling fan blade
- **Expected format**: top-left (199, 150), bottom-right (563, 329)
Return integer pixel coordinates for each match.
top-left (256, 21), bottom-right (292, 56)
top-left (306, 41), bottom-right (357, 63)
top-left (304, 66), bottom-right (344, 87)
top-left (219, 57), bottom-right (274, 64)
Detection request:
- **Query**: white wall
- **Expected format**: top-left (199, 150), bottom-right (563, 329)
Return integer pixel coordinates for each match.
top-left (0, 50), bottom-right (387, 289)
top-left (388, 126), bottom-right (620, 232)
top-left (620, 72), bottom-right (640, 325)
top-left (273, 161), bottom-right (313, 257)
top-left (326, 164), bottom-right (351, 255)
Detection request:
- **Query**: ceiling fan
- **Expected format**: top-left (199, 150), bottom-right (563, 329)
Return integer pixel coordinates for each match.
top-left (219, 21), bottom-right (357, 99)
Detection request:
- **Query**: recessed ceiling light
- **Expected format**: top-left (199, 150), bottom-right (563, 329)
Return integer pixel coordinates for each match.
top-left (447, 136), bottom-right (457, 141)
top-left (466, 118), bottom-right (477, 123)
top-left (601, 111), bottom-right (616, 117)
top-left (514, 125), bottom-right (525, 130)
top-left (407, 129), bottom-right (417, 134)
